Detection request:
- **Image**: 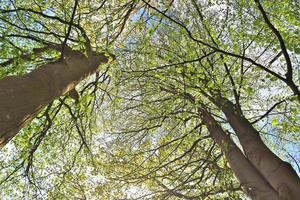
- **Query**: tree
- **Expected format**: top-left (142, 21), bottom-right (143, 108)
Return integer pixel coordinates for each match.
top-left (0, 0), bottom-right (299, 199)
top-left (0, 0), bottom-right (132, 198)
top-left (99, 0), bottom-right (300, 199)
top-left (0, 45), bottom-right (112, 148)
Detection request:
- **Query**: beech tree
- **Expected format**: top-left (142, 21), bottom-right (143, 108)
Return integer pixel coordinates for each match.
top-left (0, 0), bottom-right (299, 199)
top-left (0, 44), bottom-right (114, 148)
top-left (98, 0), bottom-right (300, 199)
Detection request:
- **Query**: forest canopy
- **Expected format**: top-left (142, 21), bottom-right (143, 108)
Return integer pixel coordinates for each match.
top-left (0, 0), bottom-right (299, 199)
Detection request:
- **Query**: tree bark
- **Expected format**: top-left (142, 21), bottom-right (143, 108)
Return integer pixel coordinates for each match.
top-left (0, 47), bottom-right (110, 148)
top-left (211, 95), bottom-right (300, 199)
top-left (200, 106), bottom-right (280, 200)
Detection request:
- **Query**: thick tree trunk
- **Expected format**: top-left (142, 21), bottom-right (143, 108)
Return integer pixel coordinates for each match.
top-left (200, 106), bottom-right (279, 200)
top-left (0, 47), bottom-right (110, 148)
top-left (212, 95), bottom-right (300, 199)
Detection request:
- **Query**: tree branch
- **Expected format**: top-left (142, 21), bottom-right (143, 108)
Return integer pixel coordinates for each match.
top-left (254, 0), bottom-right (293, 80)
top-left (61, 0), bottom-right (79, 59)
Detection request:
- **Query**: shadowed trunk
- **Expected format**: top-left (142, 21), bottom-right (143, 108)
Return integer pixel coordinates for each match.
top-left (211, 95), bottom-right (300, 199)
top-left (200, 106), bottom-right (279, 200)
top-left (0, 47), bottom-right (110, 148)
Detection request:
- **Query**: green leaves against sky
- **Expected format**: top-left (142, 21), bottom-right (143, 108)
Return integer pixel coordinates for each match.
top-left (0, 0), bottom-right (299, 199)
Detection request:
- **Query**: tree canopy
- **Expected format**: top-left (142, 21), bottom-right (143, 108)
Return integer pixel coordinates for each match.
top-left (0, 0), bottom-right (299, 199)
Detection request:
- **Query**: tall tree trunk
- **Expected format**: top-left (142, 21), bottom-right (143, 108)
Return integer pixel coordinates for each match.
top-left (211, 95), bottom-right (300, 199)
top-left (0, 47), bottom-right (110, 148)
top-left (200, 106), bottom-right (279, 200)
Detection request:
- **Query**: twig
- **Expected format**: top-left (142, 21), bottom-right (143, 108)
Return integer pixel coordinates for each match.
top-left (61, 0), bottom-right (79, 59)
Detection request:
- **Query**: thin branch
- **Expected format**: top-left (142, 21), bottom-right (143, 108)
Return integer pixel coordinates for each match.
top-left (61, 0), bottom-right (79, 59)
top-left (251, 99), bottom-right (286, 124)
top-left (109, 1), bottom-right (136, 45)
top-left (254, 0), bottom-right (293, 80)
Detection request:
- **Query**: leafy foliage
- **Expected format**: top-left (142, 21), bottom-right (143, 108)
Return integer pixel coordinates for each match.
top-left (0, 0), bottom-right (299, 199)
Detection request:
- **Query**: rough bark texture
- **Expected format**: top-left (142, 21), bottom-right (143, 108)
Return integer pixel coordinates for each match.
top-left (0, 47), bottom-right (110, 148)
top-left (200, 106), bottom-right (279, 200)
top-left (212, 96), bottom-right (300, 200)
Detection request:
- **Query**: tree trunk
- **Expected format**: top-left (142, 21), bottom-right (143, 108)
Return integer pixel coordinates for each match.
top-left (0, 47), bottom-right (110, 148)
top-left (200, 106), bottom-right (279, 200)
top-left (212, 95), bottom-right (300, 199)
